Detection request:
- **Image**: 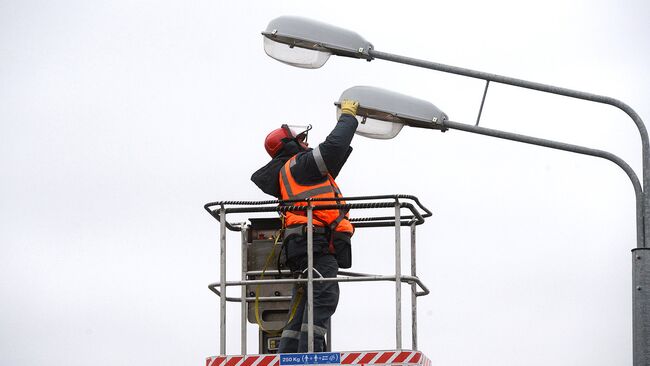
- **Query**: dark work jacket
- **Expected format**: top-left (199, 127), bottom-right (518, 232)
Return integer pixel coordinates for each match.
top-left (251, 113), bottom-right (358, 198)
top-left (251, 113), bottom-right (359, 266)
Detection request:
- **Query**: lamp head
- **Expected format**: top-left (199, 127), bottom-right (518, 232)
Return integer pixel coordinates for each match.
top-left (262, 16), bottom-right (373, 69)
top-left (337, 86), bottom-right (448, 139)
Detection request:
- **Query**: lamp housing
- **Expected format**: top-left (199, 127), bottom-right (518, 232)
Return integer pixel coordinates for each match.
top-left (337, 86), bottom-right (448, 139)
top-left (262, 16), bottom-right (373, 69)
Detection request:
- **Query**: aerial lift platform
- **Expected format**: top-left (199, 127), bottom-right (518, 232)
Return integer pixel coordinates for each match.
top-left (204, 195), bottom-right (433, 366)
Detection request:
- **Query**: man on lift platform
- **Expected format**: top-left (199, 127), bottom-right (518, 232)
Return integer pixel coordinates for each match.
top-left (251, 100), bottom-right (360, 352)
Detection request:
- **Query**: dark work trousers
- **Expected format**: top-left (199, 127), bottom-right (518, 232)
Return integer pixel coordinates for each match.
top-left (277, 252), bottom-right (339, 353)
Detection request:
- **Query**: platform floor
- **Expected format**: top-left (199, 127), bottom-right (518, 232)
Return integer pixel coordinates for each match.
top-left (206, 350), bottom-right (431, 366)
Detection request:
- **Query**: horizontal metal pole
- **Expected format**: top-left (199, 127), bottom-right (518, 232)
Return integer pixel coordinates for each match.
top-left (204, 195), bottom-right (432, 232)
top-left (444, 120), bottom-right (643, 248)
top-left (246, 270), bottom-right (293, 276)
top-left (368, 48), bottom-right (648, 152)
top-left (208, 273), bottom-right (430, 299)
top-left (368, 48), bottom-right (649, 249)
top-left (209, 273), bottom-right (429, 288)
top-left (208, 293), bottom-right (293, 303)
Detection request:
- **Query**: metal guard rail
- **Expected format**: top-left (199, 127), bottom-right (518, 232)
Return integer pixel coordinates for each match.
top-left (208, 272), bottom-right (431, 301)
top-left (208, 194), bottom-right (432, 353)
top-left (204, 194), bottom-right (433, 231)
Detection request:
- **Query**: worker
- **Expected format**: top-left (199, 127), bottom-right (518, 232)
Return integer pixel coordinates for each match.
top-left (250, 100), bottom-right (360, 353)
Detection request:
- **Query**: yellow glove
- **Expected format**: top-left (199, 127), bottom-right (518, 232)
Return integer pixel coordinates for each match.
top-left (340, 99), bottom-right (359, 116)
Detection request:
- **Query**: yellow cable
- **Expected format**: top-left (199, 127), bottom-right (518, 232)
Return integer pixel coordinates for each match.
top-left (253, 215), bottom-right (303, 336)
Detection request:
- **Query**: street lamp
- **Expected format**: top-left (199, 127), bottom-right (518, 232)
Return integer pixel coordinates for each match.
top-left (263, 16), bottom-right (372, 69)
top-left (337, 86), bottom-right (447, 139)
top-left (263, 16), bottom-right (650, 366)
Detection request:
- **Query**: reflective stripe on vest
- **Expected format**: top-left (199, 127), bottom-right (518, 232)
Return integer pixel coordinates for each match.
top-left (279, 156), bottom-right (353, 234)
top-left (280, 166), bottom-right (334, 200)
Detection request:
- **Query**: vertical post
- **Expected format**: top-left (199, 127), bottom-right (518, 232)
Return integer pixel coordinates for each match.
top-left (633, 248), bottom-right (650, 366)
top-left (240, 226), bottom-right (248, 355)
top-left (410, 222), bottom-right (418, 350)
top-left (394, 201), bottom-right (402, 350)
top-left (307, 204), bottom-right (315, 353)
top-left (475, 80), bottom-right (490, 126)
top-left (326, 318), bottom-right (332, 352)
top-left (219, 207), bottom-right (227, 355)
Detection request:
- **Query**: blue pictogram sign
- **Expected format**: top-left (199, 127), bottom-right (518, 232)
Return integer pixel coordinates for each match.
top-left (279, 352), bottom-right (341, 365)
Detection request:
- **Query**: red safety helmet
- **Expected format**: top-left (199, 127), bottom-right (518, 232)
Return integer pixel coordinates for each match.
top-left (264, 124), bottom-right (310, 157)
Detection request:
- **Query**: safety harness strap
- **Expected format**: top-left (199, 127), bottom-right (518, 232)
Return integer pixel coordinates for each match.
top-left (327, 175), bottom-right (348, 229)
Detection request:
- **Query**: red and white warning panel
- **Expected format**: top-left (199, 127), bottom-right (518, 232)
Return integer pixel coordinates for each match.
top-left (206, 351), bottom-right (431, 366)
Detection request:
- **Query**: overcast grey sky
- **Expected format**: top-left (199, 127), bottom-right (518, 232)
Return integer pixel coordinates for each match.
top-left (2, 1), bottom-right (649, 365)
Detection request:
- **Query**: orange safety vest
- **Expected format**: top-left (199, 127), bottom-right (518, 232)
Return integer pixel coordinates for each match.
top-left (279, 156), bottom-right (354, 234)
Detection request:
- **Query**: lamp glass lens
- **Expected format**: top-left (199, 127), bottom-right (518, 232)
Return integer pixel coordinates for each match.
top-left (336, 109), bottom-right (404, 139)
top-left (263, 37), bottom-right (330, 69)
top-left (356, 117), bottom-right (404, 139)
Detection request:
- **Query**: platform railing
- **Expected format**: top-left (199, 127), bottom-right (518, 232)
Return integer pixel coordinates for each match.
top-left (204, 195), bottom-right (432, 355)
